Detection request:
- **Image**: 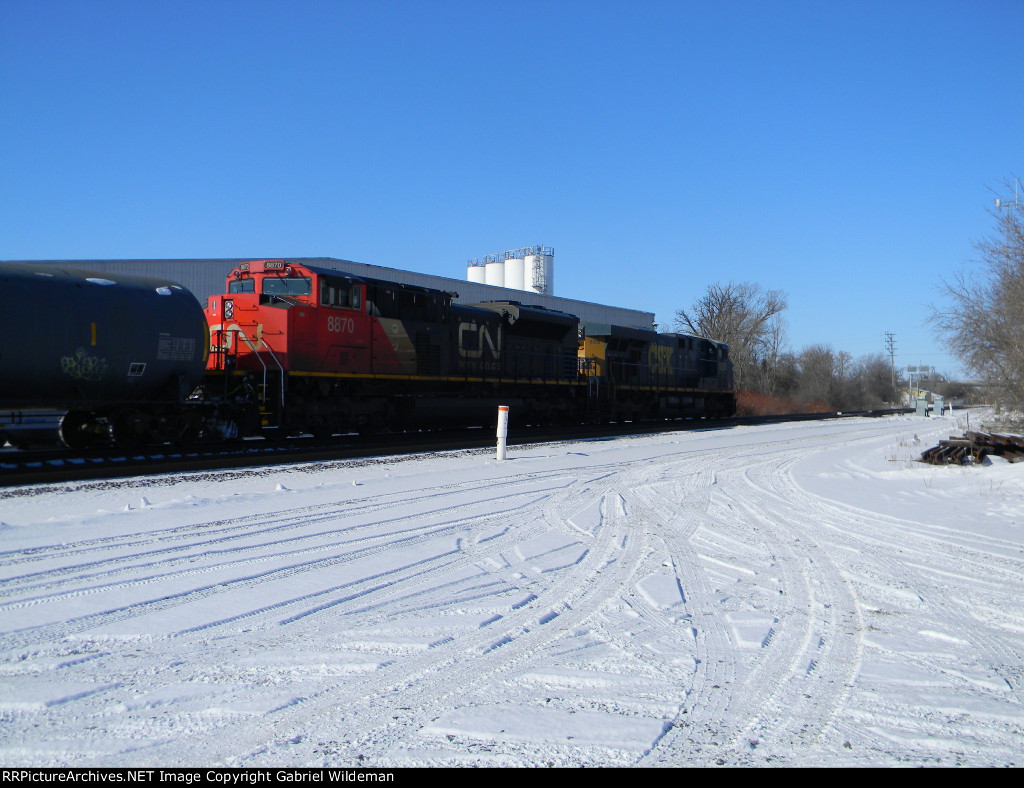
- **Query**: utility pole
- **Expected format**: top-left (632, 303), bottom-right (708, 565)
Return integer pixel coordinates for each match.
top-left (884, 331), bottom-right (897, 404)
top-left (995, 178), bottom-right (1021, 263)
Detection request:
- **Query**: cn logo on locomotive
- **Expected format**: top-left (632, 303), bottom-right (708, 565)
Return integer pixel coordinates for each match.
top-left (457, 322), bottom-right (501, 360)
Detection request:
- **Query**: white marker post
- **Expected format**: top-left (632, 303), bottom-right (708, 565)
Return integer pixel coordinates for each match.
top-left (496, 405), bottom-right (509, 461)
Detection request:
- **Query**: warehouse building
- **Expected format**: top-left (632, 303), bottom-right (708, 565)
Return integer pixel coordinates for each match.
top-left (4, 257), bottom-right (656, 331)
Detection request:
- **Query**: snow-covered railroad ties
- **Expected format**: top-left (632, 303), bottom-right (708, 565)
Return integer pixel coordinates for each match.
top-left (0, 409), bottom-right (911, 486)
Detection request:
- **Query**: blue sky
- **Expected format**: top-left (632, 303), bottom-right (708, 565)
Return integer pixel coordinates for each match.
top-left (3, 0), bottom-right (1022, 377)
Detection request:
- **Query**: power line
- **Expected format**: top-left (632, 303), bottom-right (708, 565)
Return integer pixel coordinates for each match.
top-left (884, 331), bottom-right (897, 403)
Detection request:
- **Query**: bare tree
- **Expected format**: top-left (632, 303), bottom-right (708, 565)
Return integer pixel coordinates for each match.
top-left (752, 315), bottom-right (789, 395)
top-left (931, 177), bottom-right (1024, 411)
top-left (850, 353), bottom-right (899, 408)
top-left (675, 282), bottom-right (788, 391)
top-left (797, 344), bottom-right (839, 406)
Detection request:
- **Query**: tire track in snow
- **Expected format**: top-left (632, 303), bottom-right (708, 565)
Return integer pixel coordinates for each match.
top-left (721, 456), bottom-right (863, 756)
top-left (320, 483), bottom-right (653, 765)
top-left (719, 428), bottom-right (1024, 761)
top-left (617, 459), bottom-right (737, 765)
top-left (0, 489), bottom-right (562, 652)
top-left (765, 450), bottom-right (1024, 752)
top-left (767, 450), bottom-right (1024, 708)
top-left (0, 473), bottom-right (581, 585)
top-left (0, 471), bottom-right (589, 611)
top-left (636, 429), bottom-right (892, 764)
top-left (636, 452), bottom-right (799, 765)
top-left (137, 473), bottom-right (655, 766)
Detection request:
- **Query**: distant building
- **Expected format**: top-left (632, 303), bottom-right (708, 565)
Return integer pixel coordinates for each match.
top-left (467, 245), bottom-right (555, 296)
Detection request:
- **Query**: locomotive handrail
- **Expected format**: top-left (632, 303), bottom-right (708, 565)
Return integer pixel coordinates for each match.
top-left (213, 325), bottom-right (283, 410)
top-left (224, 327), bottom-right (286, 421)
top-left (258, 336), bottom-right (286, 410)
top-left (220, 325), bottom-right (270, 401)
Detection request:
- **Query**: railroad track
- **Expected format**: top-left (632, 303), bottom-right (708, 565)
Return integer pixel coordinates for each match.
top-left (0, 409), bottom-right (913, 487)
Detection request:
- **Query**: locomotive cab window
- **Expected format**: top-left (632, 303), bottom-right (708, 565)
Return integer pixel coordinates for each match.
top-left (320, 279), bottom-right (361, 309)
top-left (228, 278), bottom-right (255, 293)
top-left (262, 277), bottom-right (312, 296)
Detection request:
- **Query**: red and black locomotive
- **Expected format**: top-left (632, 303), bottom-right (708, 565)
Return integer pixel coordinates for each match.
top-left (204, 260), bottom-right (734, 438)
top-left (205, 260), bottom-right (584, 436)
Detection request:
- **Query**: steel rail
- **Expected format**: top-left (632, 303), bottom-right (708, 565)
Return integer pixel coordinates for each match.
top-left (0, 408), bottom-right (914, 488)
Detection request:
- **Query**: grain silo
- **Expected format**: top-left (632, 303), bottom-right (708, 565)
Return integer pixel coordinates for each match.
top-left (485, 257), bottom-right (505, 286)
top-left (503, 253), bottom-right (525, 290)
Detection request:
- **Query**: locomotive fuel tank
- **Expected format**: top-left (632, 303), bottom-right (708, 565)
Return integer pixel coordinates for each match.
top-left (0, 263), bottom-right (209, 408)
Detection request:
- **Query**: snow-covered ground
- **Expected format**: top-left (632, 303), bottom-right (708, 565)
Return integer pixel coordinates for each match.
top-left (1, 413), bottom-right (1022, 767)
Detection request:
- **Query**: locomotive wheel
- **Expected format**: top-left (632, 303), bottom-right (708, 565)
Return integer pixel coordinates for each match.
top-left (309, 422), bottom-right (336, 441)
top-left (59, 411), bottom-right (93, 449)
top-left (172, 410), bottom-right (202, 446)
top-left (260, 421), bottom-right (290, 442)
top-left (357, 412), bottom-right (390, 436)
top-left (109, 409), bottom-right (145, 449)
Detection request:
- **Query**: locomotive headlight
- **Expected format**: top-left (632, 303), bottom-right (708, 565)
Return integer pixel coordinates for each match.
top-left (225, 300), bottom-right (234, 320)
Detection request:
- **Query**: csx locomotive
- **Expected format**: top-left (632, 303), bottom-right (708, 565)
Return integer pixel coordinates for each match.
top-left (0, 259), bottom-right (734, 448)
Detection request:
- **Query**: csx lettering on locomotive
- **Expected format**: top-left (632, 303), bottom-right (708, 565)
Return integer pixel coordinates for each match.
top-left (648, 344), bottom-right (674, 375)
